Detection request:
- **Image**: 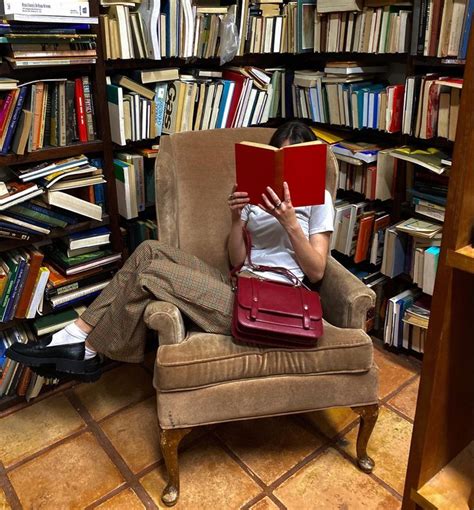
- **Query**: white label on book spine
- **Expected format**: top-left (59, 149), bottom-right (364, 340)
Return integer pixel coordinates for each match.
top-left (2, 1), bottom-right (90, 17)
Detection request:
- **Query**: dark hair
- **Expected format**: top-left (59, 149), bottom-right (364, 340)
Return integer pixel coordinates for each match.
top-left (269, 121), bottom-right (317, 148)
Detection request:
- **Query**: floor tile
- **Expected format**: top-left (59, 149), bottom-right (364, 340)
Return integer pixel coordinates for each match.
top-left (248, 496), bottom-right (281, 509)
top-left (303, 407), bottom-right (358, 439)
top-left (96, 488), bottom-right (145, 509)
top-left (140, 437), bottom-right (262, 509)
top-left (100, 397), bottom-right (162, 474)
top-left (274, 447), bottom-right (401, 510)
top-left (74, 365), bottom-right (154, 421)
top-left (8, 432), bottom-right (124, 509)
top-left (0, 393), bottom-right (84, 467)
top-left (216, 416), bottom-right (324, 485)
top-left (0, 489), bottom-right (11, 509)
top-left (374, 348), bottom-right (418, 400)
top-left (338, 406), bottom-right (412, 495)
top-left (388, 377), bottom-right (420, 421)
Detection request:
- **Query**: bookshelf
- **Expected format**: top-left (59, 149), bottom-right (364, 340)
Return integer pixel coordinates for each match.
top-left (0, 0), bottom-right (471, 409)
top-left (402, 26), bottom-right (474, 508)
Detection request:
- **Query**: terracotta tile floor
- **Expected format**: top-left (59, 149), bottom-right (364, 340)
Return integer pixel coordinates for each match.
top-left (0, 341), bottom-right (421, 509)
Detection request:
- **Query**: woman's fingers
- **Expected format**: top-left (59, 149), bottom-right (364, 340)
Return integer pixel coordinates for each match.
top-left (283, 182), bottom-right (292, 203)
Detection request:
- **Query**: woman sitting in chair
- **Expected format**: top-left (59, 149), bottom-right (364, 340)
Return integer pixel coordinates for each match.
top-left (6, 121), bottom-right (334, 381)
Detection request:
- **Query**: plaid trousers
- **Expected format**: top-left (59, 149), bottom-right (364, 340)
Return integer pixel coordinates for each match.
top-left (82, 240), bottom-right (234, 363)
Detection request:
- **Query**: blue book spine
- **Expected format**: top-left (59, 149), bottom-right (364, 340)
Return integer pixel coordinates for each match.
top-left (154, 83), bottom-right (168, 136)
top-left (93, 183), bottom-right (106, 208)
top-left (216, 81), bottom-right (232, 128)
top-left (89, 158), bottom-right (103, 169)
top-left (20, 201), bottom-right (78, 225)
top-left (68, 226), bottom-right (111, 240)
top-left (1, 86), bottom-right (28, 155)
top-left (0, 221), bottom-right (39, 236)
top-left (2, 212), bottom-right (51, 230)
top-left (3, 259), bottom-right (26, 322)
top-left (52, 290), bottom-right (102, 310)
top-left (373, 93), bottom-right (379, 129)
top-left (459, 0), bottom-right (474, 59)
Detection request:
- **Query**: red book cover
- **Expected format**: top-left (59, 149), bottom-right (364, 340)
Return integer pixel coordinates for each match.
top-left (222, 70), bottom-right (247, 128)
top-left (235, 141), bottom-right (327, 207)
top-left (354, 214), bottom-right (375, 263)
top-left (387, 85), bottom-right (405, 133)
top-left (15, 249), bottom-right (44, 319)
top-left (0, 90), bottom-right (16, 136)
top-left (74, 78), bottom-right (88, 142)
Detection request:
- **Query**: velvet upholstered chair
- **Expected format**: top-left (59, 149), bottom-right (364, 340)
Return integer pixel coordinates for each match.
top-left (144, 127), bottom-right (379, 506)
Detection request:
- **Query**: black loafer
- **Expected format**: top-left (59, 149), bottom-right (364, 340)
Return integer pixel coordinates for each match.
top-left (6, 337), bottom-right (103, 382)
top-left (31, 358), bottom-right (103, 383)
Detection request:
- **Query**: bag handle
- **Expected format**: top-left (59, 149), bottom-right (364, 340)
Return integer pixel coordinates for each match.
top-left (231, 228), bottom-right (308, 289)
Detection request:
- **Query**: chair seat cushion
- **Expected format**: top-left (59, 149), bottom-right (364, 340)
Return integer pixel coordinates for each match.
top-left (154, 321), bottom-right (374, 392)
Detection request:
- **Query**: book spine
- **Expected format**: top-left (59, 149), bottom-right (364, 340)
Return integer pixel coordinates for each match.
top-left (15, 252), bottom-right (44, 319)
top-left (64, 81), bottom-right (75, 145)
top-left (81, 76), bottom-right (96, 141)
top-left (74, 78), bottom-right (88, 142)
top-left (49, 83), bottom-right (59, 147)
top-left (1, 1), bottom-right (90, 17)
top-left (0, 90), bottom-right (15, 136)
top-left (0, 229), bottom-right (31, 240)
top-left (3, 259), bottom-right (27, 322)
top-left (58, 82), bottom-right (67, 146)
top-left (0, 85), bottom-right (28, 154)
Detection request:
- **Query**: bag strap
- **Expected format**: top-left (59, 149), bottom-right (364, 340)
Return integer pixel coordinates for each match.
top-left (231, 228), bottom-right (307, 289)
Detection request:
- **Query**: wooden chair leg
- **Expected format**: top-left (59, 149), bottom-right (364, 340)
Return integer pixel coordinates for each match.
top-left (351, 404), bottom-right (379, 473)
top-left (159, 427), bottom-right (192, 507)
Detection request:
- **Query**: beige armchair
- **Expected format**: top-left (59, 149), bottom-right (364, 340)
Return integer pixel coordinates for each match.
top-left (144, 128), bottom-right (379, 506)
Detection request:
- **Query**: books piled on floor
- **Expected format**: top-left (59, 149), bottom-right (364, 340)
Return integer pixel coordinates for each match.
top-left (0, 76), bottom-right (98, 156)
top-left (0, 157), bottom-right (106, 241)
top-left (0, 323), bottom-right (60, 399)
top-left (402, 76), bottom-right (462, 140)
top-left (412, 0), bottom-right (474, 59)
top-left (0, 1), bottom-right (98, 68)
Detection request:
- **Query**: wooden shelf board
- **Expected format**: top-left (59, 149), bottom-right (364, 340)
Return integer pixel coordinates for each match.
top-left (446, 245), bottom-right (474, 274)
top-left (411, 441), bottom-right (474, 510)
top-left (0, 141), bottom-right (104, 166)
top-left (0, 214), bottom-right (110, 253)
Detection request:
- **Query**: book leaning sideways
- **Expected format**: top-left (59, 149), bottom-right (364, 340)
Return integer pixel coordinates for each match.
top-left (234, 141), bottom-right (327, 207)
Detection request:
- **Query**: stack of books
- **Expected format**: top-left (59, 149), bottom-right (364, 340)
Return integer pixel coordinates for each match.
top-left (0, 76), bottom-right (98, 157)
top-left (401, 296), bottom-right (430, 353)
top-left (0, 1), bottom-right (98, 68)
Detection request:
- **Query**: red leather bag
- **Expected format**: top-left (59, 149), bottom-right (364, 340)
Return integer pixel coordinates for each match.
top-left (231, 230), bottom-right (323, 349)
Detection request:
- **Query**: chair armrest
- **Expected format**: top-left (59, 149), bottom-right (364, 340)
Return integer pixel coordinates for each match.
top-left (319, 257), bottom-right (376, 330)
top-left (144, 301), bottom-right (186, 345)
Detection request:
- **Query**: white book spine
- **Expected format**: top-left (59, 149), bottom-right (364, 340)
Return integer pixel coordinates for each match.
top-left (1, 0), bottom-right (89, 17)
top-left (25, 269), bottom-right (50, 319)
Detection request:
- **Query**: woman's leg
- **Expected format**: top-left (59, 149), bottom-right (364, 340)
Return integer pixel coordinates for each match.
top-left (86, 252), bottom-right (234, 362)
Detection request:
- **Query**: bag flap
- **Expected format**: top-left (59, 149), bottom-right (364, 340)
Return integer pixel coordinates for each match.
top-left (236, 277), bottom-right (322, 321)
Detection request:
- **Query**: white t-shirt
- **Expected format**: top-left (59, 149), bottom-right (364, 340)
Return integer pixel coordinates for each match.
top-left (240, 190), bottom-right (334, 283)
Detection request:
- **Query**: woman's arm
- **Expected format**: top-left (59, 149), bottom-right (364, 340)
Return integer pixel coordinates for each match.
top-left (227, 184), bottom-right (249, 268)
top-left (260, 182), bottom-right (330, 283)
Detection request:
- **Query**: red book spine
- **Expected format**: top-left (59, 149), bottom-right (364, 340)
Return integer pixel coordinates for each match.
top-left (0, 91), bottom-right (15, 136)
top-left (388, 85), bottom-right (405, 133)
top-left (222, 71), bottom-right (246, 128)
top-left (74, 78), bottom-right (88, 142)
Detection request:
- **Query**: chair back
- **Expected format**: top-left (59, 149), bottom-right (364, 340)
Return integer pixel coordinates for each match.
top-left (155, 128), bottom-right (338, 274)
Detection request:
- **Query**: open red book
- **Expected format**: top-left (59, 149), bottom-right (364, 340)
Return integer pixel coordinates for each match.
top-left (234, 141), bottom-right (327, 207)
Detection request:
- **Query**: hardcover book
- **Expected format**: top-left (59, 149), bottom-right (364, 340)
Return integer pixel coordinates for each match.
top-left (234, 140), bottom-right (327, 206)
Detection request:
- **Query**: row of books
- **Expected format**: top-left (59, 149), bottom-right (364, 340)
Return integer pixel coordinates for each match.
top-left (402, 75), bottom-right (462, 141)
top-left (412, 0), bottom-right (474, 59)
top-left (126, 218), bottom-right (159, 252)
top-left (312, 7), bottom-right (412, 54)
top-left (0, 77), bottom-right (97, 157)
top-left (114, 151), bottom-right (156, 219)
top-left (0, 226), bottom-right (120, 323)
top-left (384, 292), bottom-right (430, 353)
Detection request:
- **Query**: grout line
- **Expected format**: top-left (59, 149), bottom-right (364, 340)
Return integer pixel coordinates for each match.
top-left (380, 373), bottom-right (420, 405)
top-left (94, 393), bottom-right (155, 425)
top-left (84, 484), bottom-right (129, 510)
top-left (332, 441), bottom-right (403, 501)
top-left (383, 402), bottom-right (415, 424)
top-left (4, 427), bottom-right (87, 473)
top-left (0, 463), bottom-right (22, 510)
top-left (65, 389), bottom-right (159, 510)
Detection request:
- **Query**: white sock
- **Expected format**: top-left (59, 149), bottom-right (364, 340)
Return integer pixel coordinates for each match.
top-left (84, 344), bottom-right (97, 361)
top-left (49, 322), bottom-right (88, 348)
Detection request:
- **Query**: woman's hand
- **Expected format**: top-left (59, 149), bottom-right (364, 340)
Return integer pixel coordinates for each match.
top-left (259, 182), bottom-right (298, 231)
top-left (228, 183), bottom-right (249, 223)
